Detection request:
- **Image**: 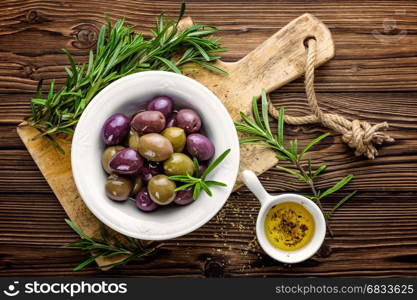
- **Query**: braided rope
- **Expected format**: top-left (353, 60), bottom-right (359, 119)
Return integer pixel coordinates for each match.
top-left (268, 38), bottom-right (394, 159)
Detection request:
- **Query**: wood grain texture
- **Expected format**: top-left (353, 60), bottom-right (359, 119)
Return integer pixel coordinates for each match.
top-left (1, 0), bottom-right (417, 277)
top-left (14, 13), bottom-right (336, 268)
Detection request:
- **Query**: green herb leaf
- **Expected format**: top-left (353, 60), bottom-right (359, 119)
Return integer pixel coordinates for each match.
top-left (193, 183), bottom-right (201, 200)
top-left (201, 149), bottom-right (231, 179)
top-left (276, 165), bottom-right (307, 183)
top-left (312, 165), bottom-right (327, 179)
top-left (277, 107), bottom-right (285, 145)
top-left (62, 219), bottom-right (156, 271)
top-left (251, 96), bottom-right (263, 130)
top-left (205, 180), bottom-right (227, 187)
top-left (73, 255), bottom-right (101, 271)
top-left (154, 56), bottom-right (181, 73)
top-left (325, 190), bottom-right (357, 219)
top-left (235, 91), bottom-right (357, 229)
top-left (192, 157), bottom-right (201, 176)
top-left (26, 5), bottom-right (227, 152)
top-left (319, 174), bottom-right (354, 200)
top-left (299, 132), bottom-right (330, 159)
top-left (261, 89), bottom-right (272, 137)
top-left (168, 149), bottom-right (230, 200)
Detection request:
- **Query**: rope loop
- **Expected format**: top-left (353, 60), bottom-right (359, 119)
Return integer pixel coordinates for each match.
top-left (268, 38), bottom-right (394, 159)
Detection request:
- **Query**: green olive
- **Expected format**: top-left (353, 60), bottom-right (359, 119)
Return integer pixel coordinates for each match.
top-left (102, 146), bottom-right (125, 174)
top-left (131, 175), bottom-right (143, 196)
top-left (163, 153), bottom-right (194, 176)
top-left (161, 127), bottom-right (186, 153)
top-left (148, 175), bottom-right (176, 205)
top-left (138, 133), bottom-right (173, 162)
top-left (128, 129), bottom-right (140, 150)
top-left (105, 174), bottom-right (132, 201)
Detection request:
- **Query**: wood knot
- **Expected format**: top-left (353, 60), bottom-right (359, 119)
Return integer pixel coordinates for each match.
top-left (22, 64), bottom-right (36, 79)
top-left (202, 255), bottom-right (226, 278)
top-left (204, 260), bottom-right (224, 277)
top-left (25, 10), bottom-right (48, 24)
top-left (72, 24), bottom-right (98, 49)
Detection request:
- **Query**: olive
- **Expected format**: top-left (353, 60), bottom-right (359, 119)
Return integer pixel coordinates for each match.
top-left (102, 113), bottom-right (130, 145)
top-left (101, 146), bottom-right (125, 174)
top-left (174, 187), bottom-right (194, 206)
top-left (163, 153), bottom-right (194, 176)
top-left (148, 175), bottom-right (176, 205)
top-left (176, 109), bottom-right (201, 133)
top-left (146, 96), bottom-right (174, 117)
top-left (131, 175), bottom-right (143, 196)
top-left (128, 129), bottom-right (140, 150)
top-left (136, 187), bottom-right (158, 212)
top-left (141, 161), bottom-right (162, 182)
top-left (131, 111), bottom-right (166, 134)
top-left (138, 133), bottom-right (173, 162)
top-left (161, 127), bottom-right (186, 152)
top-left (198, 164), bottom-right (207, 175)
top-left (166, 112), bottom-right (178, 128)
top-left (186, 133), bottom-right (215, 161)
top-left (109, 148), bottom-right (144, 174)
top-left (105, 174), bottom-right (132, 201)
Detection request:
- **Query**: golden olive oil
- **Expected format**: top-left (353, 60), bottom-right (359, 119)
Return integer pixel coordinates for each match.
top-left (264, 202), bottom-right (315, 251)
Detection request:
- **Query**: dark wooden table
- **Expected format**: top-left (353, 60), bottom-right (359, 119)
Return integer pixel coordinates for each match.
top-left (1, 0), bottom-right (417, 277)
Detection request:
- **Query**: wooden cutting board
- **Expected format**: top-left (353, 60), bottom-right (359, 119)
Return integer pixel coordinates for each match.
top-left (16, 13), bottom-right (334, 268)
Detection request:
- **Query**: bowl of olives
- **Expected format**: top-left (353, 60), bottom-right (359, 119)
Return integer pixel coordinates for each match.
top-left (71, 71), bottom-right (239, 240)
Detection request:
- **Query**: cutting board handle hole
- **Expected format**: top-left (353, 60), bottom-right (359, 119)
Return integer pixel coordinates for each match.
top-left (303, 36), bottom-right (316, 49)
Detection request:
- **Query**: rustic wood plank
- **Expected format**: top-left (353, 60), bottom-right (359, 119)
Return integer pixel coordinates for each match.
top-left (1, 1), bottom-right (417, 94)
top-left (1, 192), bottom-right (417, 277)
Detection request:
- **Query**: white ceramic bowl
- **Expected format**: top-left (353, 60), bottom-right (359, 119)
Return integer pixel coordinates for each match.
top-left (72, 71), bottom-right (240, 240)
top-left (241, 170), bottom-right (326, 264)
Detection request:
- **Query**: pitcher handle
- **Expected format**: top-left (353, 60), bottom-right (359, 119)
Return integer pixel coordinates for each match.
top-left (241, 170), bottom-right (272, 205)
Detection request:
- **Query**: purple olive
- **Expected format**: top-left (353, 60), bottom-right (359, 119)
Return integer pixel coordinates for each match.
top-left (174, 187), bottom-right (194, 205)
top-left (141, 161), bottom-right (162, 182)
top-left (131, 111), bottom-right (166, 135)
top-left (187, 133), bottom-right (215, 161)
top-left (198, 164), bottom-right (207, 176)
top-left (176, 109), bottom-right (201, 134)
top-left (109, 148), bottom-right (143, 174)
top-left (102, 113), bottom-right (130, 145)
top-left (146, 96), bottom-right (174, 117)
top-left (166, 112), bottom-right (178, 128)
top-left (136, 187), bottom-right (158, 212)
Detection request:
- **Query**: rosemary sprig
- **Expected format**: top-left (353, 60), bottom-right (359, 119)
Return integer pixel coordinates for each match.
top-left (24, 3), bottom-right (226, 152)
top-left (169, 149), bottom-right (230, 200)
top-left (235, 89), bottom-right (356, 236)
top-left (61, 219), bottom-right (158, 271)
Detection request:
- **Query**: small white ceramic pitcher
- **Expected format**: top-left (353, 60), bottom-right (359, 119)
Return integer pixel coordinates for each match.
top-left (241, 170), bottom-right (326, 264)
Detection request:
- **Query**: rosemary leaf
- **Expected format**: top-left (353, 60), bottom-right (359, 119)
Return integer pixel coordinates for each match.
top-left (62, 219), bottom-right (156, 271)
top-left (312, 165), bottom-right (327, 179)
top-left (299, 132), bottom-right (330, 159)
top-left (193, 184), bottom-right (201, 200)
top-left (235, 91), bottom-right (358, 230)
top-left (325, 190), bottom-right (357, 219)
top-left (168, 149), bottom-right (230, 200)
top-left (261, 89), bottom-right (272, 138)
top-left (201, 149), bottom-right (231, 179)
top-left (319, 174), bottom-right (353, 200)
top-left (26, 4), bottom-right (227, 151)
